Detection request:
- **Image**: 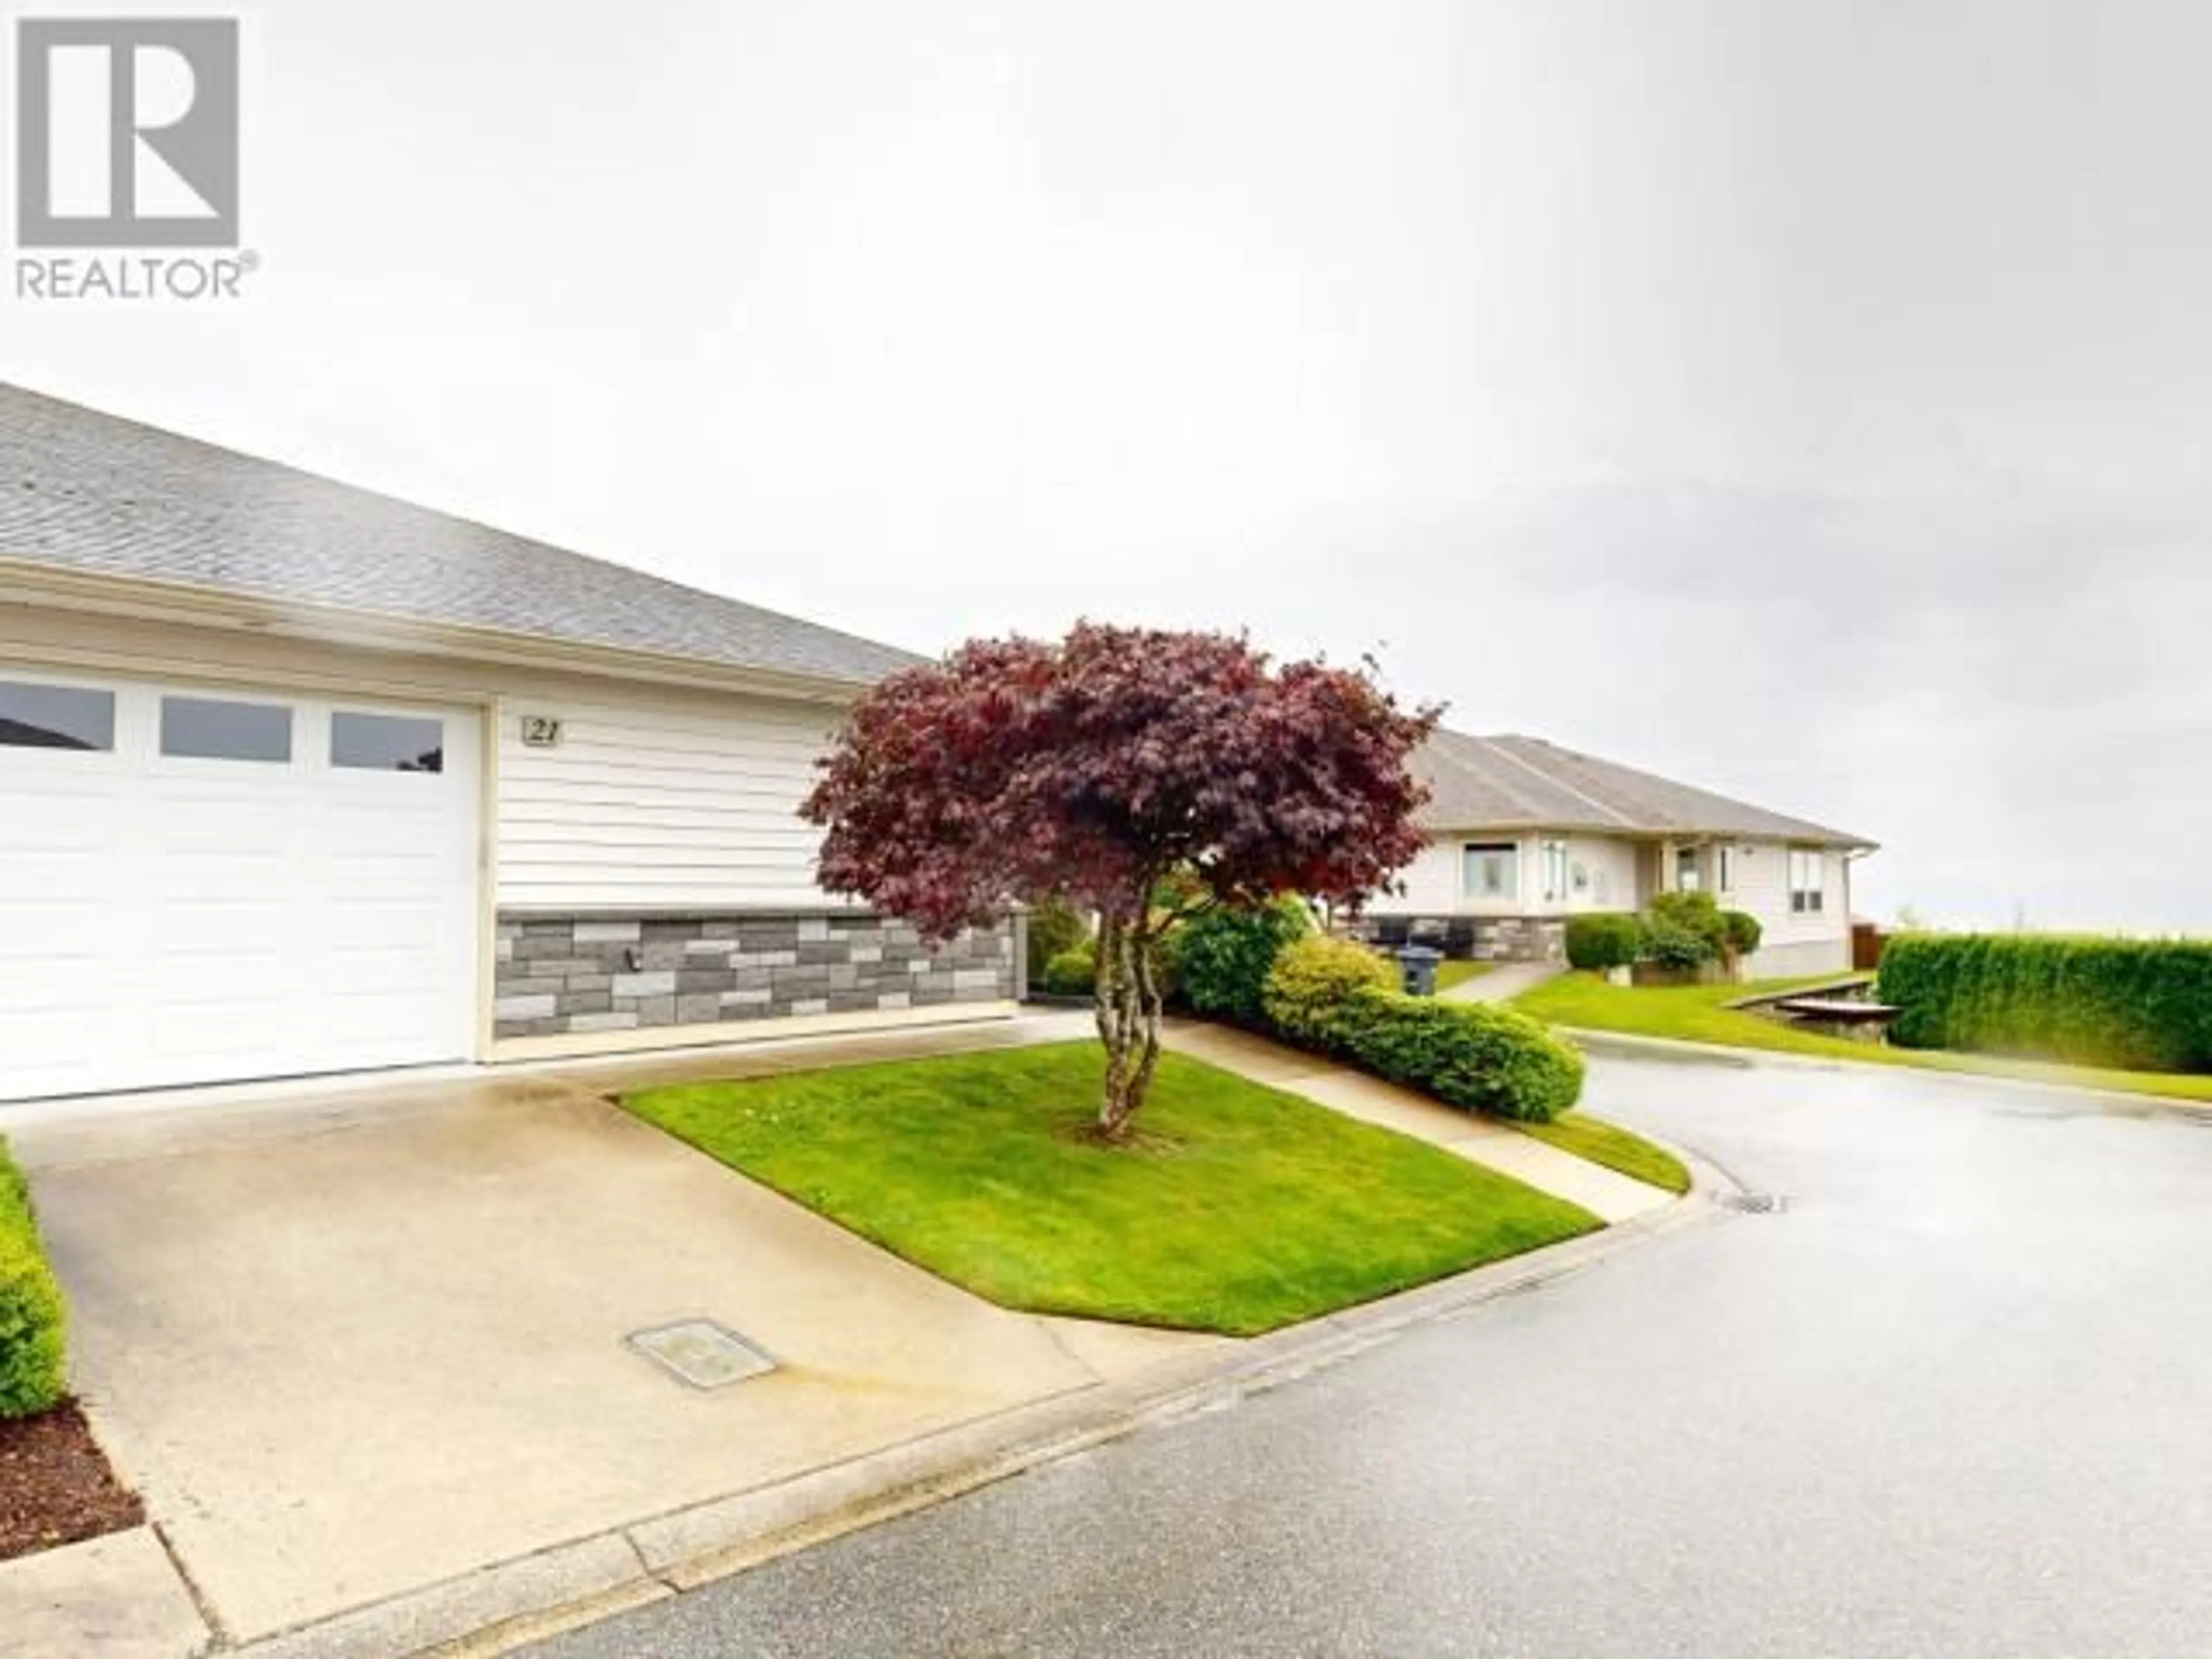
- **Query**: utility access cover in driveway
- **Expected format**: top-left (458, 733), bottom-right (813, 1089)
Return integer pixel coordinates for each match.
top-left (626, 1320), bottom-right (777, 1389)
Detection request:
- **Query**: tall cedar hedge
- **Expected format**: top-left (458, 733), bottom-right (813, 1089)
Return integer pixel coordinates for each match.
top-left (1881, 934), bottom-right (2212, 1073)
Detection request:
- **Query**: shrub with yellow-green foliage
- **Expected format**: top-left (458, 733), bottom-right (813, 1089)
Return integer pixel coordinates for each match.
top-left (1262, 937), bottom-right (1586, 1122)
top-left (0, 1138), bottom-right (67, 1419)
top-left (1262, 934), bottom-right (1400, 1053)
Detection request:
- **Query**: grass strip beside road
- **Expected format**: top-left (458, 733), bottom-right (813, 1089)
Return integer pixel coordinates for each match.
top-left (1513, 1115), bottom-right (1691, 1195)
top-left (1512, 972), bottom-right (2212, 1106)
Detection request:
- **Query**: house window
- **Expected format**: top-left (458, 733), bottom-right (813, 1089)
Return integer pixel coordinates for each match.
top-left (1717, 846), bottom-right (1734, 894)
top-left (160, 695), bottom-right (293, 763)
top-left (1790, 848), bottom-right (1825, 914)
top-left (332, 712), bottom-right (445, 774)
top-left (0, 680), bottom-right (114, 751)
top-left (1461, 842), bottom-right (1518, 903)
top-left (1540, 839), bottom-right (1570, 903)
top-left (1675, 845), bottom-right (1702, 892)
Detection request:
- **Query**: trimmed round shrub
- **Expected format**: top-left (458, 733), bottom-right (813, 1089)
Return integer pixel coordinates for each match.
top-left (1646, 889), bottom-right (1728, 957)
top-left (1720, 909), bottom-right (1763, 959)
top-left (1339, 986), bottom-right (1585, 1122)
top-left (1040, 942), bottom-right (1098, 997)
top-left (1262, 934), bottom-right (1399, 1053)
top-left (1641, 918), bottom-right (1717, 972)
top-left (0, 1143), bottom-right (67, 1419)
top-left (1565, 912), bottom-right (1643, 972)
top-left (1175, 897), bottom-right (1313, 1023)
top-left (1023, 897), bottom-right (1090, 987)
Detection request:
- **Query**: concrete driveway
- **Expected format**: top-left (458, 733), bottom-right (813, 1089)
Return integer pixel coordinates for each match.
top-left (14, 1025), bottom-right (1212, 1644)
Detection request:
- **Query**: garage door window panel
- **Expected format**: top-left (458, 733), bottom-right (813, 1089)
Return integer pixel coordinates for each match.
top-left (332, 711), bottom-right (445, 774)
top-left (0, 680), bottom-right (115, 751)
top-left (161, 695), bottom-right (294, 763)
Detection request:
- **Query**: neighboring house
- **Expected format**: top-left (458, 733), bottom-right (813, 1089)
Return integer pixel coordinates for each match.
top-left (0, 384), bottom-right (1014, 1107)
top-left (1366, 729), bottom-right (1874, 976)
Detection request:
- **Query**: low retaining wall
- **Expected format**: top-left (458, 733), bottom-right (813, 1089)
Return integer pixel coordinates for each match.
top-left (493, 913), bottom-right (1016, 1040)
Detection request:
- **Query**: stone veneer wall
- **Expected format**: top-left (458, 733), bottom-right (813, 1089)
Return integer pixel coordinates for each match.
top-left (1467, 917), bottom-right (1565, 963)
top-left (493, 912), bottom-right (1015, 1040)
top-left (1355, 915), bottom-right (1566, 964)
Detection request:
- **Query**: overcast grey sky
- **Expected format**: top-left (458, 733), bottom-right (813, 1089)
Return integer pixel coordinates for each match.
top-left (6, 1), bottom-right (2207, 931)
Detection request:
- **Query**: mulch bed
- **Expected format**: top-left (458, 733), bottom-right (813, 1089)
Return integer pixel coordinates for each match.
top-left (0, 1400), bottom-right (143, 1561)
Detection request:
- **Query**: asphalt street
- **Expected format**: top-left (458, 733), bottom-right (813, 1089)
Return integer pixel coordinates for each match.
top-left (529, 1046), bottom-right (2212, 1657)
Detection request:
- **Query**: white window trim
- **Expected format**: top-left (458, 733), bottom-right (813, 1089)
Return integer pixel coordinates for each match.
top-left (1789, 847), bottom-right (1827, 915)
top-left (1540, 838), bottom-right (1570, 904)
top-left (1674, 843), bottom-right (1703, 893)
top-left (1461, 840), bottom-right (1520, 905)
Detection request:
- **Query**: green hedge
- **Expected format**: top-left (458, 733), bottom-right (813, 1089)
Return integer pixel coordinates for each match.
top-left (1040, 942), bottom-right (1097, 997)
top-left (1565, 913), bottom-right (1642, 972)
top-left (1340, 987), bottom-right (1585, 1122)
top-left (1023, 898), bottom-right (1090, 987)
top-left (1881, 934), bottom-right (2212, 1072)
top-left (1, 1138), bottom-right (67, 1419)
top-left (1175, 898), bottom-right (1313, 1023)
top-left (1256, 946), bottom-right (1585, 1122)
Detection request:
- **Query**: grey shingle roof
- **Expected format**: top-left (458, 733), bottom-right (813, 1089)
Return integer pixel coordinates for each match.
top-left (0, 382), bottom-right (922, 687)
top-left (1418, 729), bottom-right (1872, 847)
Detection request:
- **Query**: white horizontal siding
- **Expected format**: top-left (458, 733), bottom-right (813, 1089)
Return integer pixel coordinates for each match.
top-left (0, 605), bottom-right (867, 917)
top-left (1563, 836), bottom-right (1641, 912)
top-left (1381, 841), bottom-right (1468, 912)
top-left (1715, 839), bottom-right (1849, 950)
top-left (497, 690), bottom-right (847, 911)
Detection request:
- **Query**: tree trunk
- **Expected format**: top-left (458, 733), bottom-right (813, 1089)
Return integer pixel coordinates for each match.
top-left (1093, 904), bottom-right (1165, 1141)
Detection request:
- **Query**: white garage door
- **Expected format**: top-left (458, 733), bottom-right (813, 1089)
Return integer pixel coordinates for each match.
top-left (0, 671), bottom-right (482, 1103)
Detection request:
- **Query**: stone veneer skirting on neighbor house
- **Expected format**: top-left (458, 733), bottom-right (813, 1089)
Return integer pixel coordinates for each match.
top-left (493, 913), bottom-right (1016, 1040)
top-left (1361, 915), bottom-right (1567, 964)
top-left (1466, 917), bottom-right (1566, 963)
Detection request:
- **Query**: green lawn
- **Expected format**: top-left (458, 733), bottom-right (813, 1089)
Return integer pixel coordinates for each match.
top-left (1513, 1115), bottom-right (1691, 1195)
top-left (1434, 959), bottom-right (1495, 993)
top-left (624, 1041), bottom-right (1601, 1336)
top-left (1510, 972), bottom-right (2212, 1105)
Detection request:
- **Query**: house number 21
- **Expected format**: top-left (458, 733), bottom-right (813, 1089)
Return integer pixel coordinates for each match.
top-left (520, 715), bottom-right (564, 748)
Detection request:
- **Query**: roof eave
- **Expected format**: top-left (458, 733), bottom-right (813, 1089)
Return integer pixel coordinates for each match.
top-left (0, 555), bottom-right (887, 706)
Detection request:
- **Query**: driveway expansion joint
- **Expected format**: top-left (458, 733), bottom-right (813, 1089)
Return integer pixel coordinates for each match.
top-left (153, 1517), bottom-right (231, 1649)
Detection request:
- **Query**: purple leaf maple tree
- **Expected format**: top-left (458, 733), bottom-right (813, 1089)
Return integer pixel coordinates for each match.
top-left (802, 623), bottom-right (1438, 1139)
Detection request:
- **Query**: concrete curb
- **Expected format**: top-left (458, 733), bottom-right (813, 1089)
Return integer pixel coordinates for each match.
top-left (212, 1161), bottom-right (1731, 1659)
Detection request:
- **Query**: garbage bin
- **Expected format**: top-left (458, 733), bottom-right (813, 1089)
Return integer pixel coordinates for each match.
top-left (1396, 945), bottom-right (1444, 997)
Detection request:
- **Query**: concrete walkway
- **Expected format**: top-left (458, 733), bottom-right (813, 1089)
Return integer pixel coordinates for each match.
top-left (1439, 959), bottom-right (1565, 1004)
